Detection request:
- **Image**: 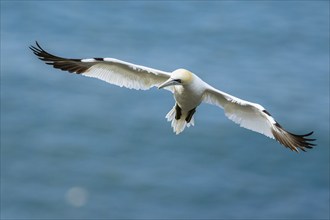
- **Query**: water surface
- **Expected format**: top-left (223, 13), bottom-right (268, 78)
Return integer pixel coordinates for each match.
top-left (1, 1), bottom-right (329, 219)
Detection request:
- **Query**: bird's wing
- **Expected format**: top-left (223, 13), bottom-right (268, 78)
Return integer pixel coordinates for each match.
top-left (202, 84), bottom-right (315, 152)
top-left (30, 42), bottom-right (172, 91)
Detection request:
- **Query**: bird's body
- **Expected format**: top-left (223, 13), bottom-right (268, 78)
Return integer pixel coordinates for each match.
top-left (30, 42), bottom-right (315, 152)
top-left (165, 70), bottom-right (205, 134)
top-left (173, 71), bottom-right (205, 111)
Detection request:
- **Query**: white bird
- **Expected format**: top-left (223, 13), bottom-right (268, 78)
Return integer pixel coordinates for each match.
top-left (30, 42), bottom-right (315, 153)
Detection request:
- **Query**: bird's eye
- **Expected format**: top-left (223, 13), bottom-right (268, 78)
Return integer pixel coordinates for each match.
top-left (173, 79), bottom-right (182, 83)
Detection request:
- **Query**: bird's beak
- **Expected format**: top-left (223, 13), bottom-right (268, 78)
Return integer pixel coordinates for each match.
top-left (158, 78), bottom-right (180, 89)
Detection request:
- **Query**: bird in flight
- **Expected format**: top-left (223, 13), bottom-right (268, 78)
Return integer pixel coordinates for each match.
top-left (30, 42), bottom-right (315, 153)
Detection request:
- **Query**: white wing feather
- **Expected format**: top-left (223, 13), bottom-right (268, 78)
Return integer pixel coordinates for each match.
top-left (82, 58), bottom-right (171, 90)
top-left (202, 85), bottom-right (275, 138)
top-left (202, 84), bottom-right (315, 152)
top-left (30, 42), bottom-right (171, 91)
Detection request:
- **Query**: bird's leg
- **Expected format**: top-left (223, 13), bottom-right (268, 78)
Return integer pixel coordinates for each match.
top-left (185, 108), bottom-right (196, 123)
top-left (175, 104), bottom-right (182, 120)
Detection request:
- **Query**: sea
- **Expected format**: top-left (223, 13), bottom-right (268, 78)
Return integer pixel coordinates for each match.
top-left (1, 1), bottom-right (329, 219)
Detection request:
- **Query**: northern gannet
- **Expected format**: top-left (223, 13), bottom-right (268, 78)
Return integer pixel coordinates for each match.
top-left (30, 42), bottom-right (315, 153)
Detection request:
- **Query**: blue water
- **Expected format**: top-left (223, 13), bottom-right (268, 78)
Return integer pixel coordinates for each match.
top-left (1, 1), bottom-right (329, 219)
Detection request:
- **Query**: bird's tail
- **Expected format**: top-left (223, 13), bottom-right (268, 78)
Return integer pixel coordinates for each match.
top-left (166, 105), bottom-right (195, 135)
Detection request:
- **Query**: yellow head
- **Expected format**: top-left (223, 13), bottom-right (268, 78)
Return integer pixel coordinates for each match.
top-left (158, 68), bottom-right (193, 89)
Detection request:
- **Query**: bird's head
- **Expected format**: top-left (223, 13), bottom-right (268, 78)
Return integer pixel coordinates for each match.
top-left (158, 69), bottom-right (193, 89)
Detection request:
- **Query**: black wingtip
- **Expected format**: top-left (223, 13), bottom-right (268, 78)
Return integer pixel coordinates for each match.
top-left (272, 123), bottom-right (316, 153)
top-left (29, 42), bottom-right (90, 74)
top-left (29, 41), bottom-right (43, 56)
top-left (34, 41), bottom-right (44, 52)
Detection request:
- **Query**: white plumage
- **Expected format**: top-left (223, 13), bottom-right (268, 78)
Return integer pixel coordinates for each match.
top-left (82, 58), bottom-right (171, 90)
top-left (30, 42), bottom-right (315, 152)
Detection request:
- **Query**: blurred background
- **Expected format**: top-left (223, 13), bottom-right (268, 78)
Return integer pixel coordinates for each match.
top-left (1, 1), bottom-right (329, 219)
